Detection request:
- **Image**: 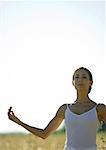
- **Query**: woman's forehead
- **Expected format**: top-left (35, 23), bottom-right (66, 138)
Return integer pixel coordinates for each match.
top-left (74, 69), bottom-right (88, 75)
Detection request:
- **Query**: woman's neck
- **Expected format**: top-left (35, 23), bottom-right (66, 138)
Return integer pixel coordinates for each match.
top-left (76, 92), bottom-right (90, 103)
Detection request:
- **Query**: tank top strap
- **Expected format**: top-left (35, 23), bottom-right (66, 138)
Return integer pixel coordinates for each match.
top-left (95, 103), bottom-right (98, 109)
top-left (66, 103), bottom-right (72, 109)
top-left (66, 104), bottom-right (69, 109)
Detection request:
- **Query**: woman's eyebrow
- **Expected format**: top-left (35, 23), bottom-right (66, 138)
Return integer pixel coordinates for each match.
top-left (75, 74), bottom-right (86, 76)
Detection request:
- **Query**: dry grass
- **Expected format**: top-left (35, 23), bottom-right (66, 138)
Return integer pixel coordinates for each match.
top-left (97, 132), bottom-right (106, 150)
top-left (0, 132), bottom-right (105, 150)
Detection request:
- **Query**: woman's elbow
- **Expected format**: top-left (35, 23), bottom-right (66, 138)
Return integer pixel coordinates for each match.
top-left (42, 132), bottom-right (49, 139)
top-left (41, 129), bottom-right (51, 139)
top-left (34, 130), bottom-right (49, 139)
top-left (41, 135), bottom-right (48, 139)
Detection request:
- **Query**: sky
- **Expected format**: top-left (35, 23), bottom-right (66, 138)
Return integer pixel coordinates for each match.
top-left (0, 0), bottom-right (105, 133)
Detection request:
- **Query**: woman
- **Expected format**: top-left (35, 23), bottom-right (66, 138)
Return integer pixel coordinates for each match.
top-left (8, 67), bottom-right (106, 150)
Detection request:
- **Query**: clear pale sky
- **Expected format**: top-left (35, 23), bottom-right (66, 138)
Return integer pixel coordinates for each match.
top-left (0, 0), bottom-right (105, 133)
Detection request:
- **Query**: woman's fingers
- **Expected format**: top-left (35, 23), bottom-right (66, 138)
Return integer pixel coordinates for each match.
top-left (8, 106), bottom-right (12, 113)
top-left (11, 111), bottom-right (15, 116)
top-left (7, 108), bottom-right (21, 125)
top-left (8, 107), bottom-right (14, 117)
top-left (9, 106), bottom-right (12, 112)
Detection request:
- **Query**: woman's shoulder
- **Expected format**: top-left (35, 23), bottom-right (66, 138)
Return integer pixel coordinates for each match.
top-left (55, 104), bottom-right (67, 119)
top-left (96, 103), bottom-right (106, 123)
top-left (96, 103), bottom-right (106, 111)
top-left (58, 104), bottom-right (67, 111)
top-left (97, 103), bottom-right (106, 107)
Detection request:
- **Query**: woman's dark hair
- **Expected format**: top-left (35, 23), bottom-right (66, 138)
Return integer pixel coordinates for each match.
top-left (73, 67), bottom-right (93, 94)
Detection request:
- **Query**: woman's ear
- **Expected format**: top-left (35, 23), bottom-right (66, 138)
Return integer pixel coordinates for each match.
top-left (90, 80), bottom-right (93, 86)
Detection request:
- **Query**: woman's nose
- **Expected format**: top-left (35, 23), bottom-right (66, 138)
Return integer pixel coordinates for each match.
top-left (78, 77), bottom-right (83, 82)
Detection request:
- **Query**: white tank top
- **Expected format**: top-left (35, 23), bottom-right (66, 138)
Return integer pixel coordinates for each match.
top-left (64, 104), bottom-right (100, 150)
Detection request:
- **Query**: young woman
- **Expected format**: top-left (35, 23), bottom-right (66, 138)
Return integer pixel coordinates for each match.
top-left (8, 67), bottom-right (106, 150)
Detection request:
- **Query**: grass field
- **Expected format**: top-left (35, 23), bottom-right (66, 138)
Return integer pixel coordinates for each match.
top-left (0, 132), bottom-right (106, 150)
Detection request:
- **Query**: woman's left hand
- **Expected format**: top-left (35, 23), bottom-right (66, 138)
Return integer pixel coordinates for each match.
top-left (8, 107), bottom-right (22, 125)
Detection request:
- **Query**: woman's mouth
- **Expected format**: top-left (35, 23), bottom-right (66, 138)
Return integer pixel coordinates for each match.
top-left (78, 84), bottom-right (84, 86)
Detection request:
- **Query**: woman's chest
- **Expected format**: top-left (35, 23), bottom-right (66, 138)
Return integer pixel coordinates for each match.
top-left (69, 104), bottom-right (102, 122)
top-left (69, 104), bottom-right (94, 114)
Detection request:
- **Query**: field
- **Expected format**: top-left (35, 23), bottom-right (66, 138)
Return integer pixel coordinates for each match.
top-left (0, 132), bottom-right (106, 150)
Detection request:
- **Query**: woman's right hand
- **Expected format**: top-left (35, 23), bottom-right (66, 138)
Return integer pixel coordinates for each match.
top-left (8, 107), bottom-right (22, 125)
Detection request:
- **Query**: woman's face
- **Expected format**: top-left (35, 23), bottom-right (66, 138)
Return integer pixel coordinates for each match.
top-left (72, 69), bottom-right (93, 92)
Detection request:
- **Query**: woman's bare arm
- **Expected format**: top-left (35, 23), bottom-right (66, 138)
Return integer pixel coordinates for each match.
top-left (8, 104), bottom-right (66, 139)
